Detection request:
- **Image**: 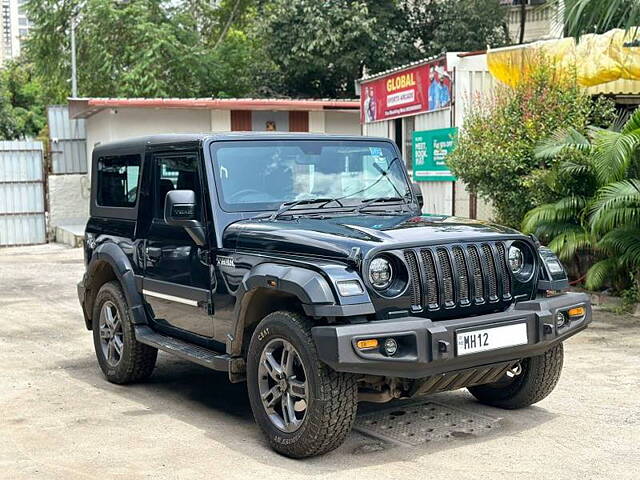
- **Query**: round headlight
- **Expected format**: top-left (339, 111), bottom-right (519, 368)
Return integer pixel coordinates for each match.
top-left (369, 257), bottom-right (393, 290)
top-left (508, 246), bottom-right (524, 274)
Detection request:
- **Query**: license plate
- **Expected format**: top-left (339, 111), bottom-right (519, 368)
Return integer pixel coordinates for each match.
top-left (456, 322), bottom-right (528, 356)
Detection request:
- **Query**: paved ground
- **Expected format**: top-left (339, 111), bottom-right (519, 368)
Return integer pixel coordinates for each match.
top-left (1, 244), bottom-right (639, 480)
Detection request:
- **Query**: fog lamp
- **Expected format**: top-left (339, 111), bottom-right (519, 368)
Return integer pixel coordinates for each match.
top-left (555, 312), bottom-right (567, 328)
top-left (383, 338), bottom-right (398, 356)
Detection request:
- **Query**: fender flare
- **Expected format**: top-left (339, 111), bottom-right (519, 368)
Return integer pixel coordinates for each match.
top-left (227, 263), bottom-right (375, 357)
top-left (82, 242), bottom-right (148, 328)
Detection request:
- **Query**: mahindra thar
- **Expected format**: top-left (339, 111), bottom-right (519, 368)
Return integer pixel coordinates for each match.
top-left (77, 133), bottom-right (591, 458)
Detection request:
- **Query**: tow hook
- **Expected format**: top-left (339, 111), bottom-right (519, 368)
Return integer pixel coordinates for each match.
top-left (506, 363), bottom-right (522, 377)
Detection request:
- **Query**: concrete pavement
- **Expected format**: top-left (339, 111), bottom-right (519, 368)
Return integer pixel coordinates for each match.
top-left (1, 244), bottom-right (638, 480)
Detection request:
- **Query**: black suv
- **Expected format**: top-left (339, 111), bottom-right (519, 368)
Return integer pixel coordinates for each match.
top-left (78, 133), bottom-right (591, 458)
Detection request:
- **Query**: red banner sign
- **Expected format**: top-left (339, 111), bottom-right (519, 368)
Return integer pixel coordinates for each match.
top-left (360, 57), bottom-right (452, 123)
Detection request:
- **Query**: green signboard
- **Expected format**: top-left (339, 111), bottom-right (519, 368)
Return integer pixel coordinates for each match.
top-left (412, 127), bottom-right (458, 182)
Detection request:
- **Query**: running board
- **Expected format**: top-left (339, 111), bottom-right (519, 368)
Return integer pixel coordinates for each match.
top-left (134, 325), bottom-right (230, 371)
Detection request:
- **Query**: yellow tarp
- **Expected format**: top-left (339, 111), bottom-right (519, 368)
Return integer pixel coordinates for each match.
top-left (487, 28), bottom-right (640, 88)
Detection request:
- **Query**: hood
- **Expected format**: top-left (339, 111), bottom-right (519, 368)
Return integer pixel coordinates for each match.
top-left (223, 213), bottom-right (524, 260)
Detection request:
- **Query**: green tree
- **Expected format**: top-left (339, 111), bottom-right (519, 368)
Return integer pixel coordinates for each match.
top-left (447, 60), bottom-right (604, 228)
top-left (23, 0), bottom-right (260, 100)
top-left (563, 0), bottom-right (639, 37)
top-left (256, 0), bottom-right (418, 98)
top-left (402, 0), bottom-right (509, 56)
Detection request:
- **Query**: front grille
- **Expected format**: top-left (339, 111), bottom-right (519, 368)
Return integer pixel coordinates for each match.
top-left (404, 241), bottom-right (512, 312)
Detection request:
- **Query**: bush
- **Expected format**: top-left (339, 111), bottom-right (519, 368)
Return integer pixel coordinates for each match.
top-left (447, 58), bottom-right (615, 228)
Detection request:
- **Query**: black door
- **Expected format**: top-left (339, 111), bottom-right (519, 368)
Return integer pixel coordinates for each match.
top-left (142, 151), bottom-right (213, 338)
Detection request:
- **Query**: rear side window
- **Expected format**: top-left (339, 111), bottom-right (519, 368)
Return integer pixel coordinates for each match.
top-left (96, 154), bottom-right (141, 207)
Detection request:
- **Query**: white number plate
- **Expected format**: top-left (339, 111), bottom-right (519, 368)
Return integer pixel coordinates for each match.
top-left (456, 322), bottom-right (528, 356)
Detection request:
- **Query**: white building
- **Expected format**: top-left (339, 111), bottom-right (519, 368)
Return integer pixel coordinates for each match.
top-left (1, 0), bottom-right (32, 62)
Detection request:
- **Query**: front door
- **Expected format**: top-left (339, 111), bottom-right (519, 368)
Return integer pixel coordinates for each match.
top-left (142, 151), bottom-right (213, 338)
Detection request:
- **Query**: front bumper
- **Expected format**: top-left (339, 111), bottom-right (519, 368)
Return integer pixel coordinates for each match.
top-left (311, 292), bottom-right (591, 378)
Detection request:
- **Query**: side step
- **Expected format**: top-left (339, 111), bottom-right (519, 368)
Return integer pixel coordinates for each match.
top-left (134, 325), bottom-right (230, 371)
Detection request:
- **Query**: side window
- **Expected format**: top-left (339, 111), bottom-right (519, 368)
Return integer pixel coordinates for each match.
top-left (97, 154), bottom-right (141, 207)
top-left (154, 153), bottom-right (201, 220)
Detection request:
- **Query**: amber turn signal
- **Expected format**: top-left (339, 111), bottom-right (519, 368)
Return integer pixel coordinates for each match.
top-left (356, 339), bottom-right (379, 350)
top-left (568, 306), bottom-right (586, 318)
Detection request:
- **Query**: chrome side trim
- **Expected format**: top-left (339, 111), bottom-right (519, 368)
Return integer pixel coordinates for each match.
top-left (142, 289), bottom-right (199, 307)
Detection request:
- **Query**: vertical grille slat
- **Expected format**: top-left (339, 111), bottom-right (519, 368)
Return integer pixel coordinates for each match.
top-left (495, 243), bottom-right (512, 299)
top-left (467, 245), bottom-right (485, 303)
top-left (403, 241), bottom-right (514, 315)
top-left (481, 244), bottom-right (499, 301)
top-left (436, 248), bottom-right (455, 307)
top-left (420, 249), bottom-right (439, 308)
top-left (452, 246), bottom-right (470, 305)
top-left (404, 250), bottom-right (422, 308)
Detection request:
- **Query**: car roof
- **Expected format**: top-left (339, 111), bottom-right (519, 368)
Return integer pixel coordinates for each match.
top-left (92, 132), bottom-right (393, 155)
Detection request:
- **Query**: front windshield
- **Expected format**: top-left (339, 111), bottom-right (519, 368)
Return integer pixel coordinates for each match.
top-left (211, 140), bottom-right (411, 212)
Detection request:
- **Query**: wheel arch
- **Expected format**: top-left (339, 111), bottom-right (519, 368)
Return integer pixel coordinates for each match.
top-left (228, 263), bottom-right (337, 358)
top-left (82, 242), bottom-right (147, 329)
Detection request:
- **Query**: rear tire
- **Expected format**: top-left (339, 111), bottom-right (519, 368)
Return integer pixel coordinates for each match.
top-left (246, 311), bottom-right (358, 458)
top-left (468, 343), bottom-right (564, 409)
top-left (92, 281), bottom-right (157, 384)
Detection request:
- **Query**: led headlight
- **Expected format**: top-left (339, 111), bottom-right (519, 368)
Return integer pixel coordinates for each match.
top-left (369, 257), bottom-right (393, 290)
top-left (508, 246), bottom-right (524, 274)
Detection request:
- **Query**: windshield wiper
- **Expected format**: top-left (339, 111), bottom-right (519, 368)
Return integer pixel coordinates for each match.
top-left (270, 197), bottom-right (343, 220)
top-left (355, 196), bottom-right (408, 214)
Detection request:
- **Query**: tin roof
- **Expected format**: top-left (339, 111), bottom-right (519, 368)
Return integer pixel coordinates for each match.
top-left (68, 97), bottom-right (360, 119)
top-left (358, 54), bottom-right (447, 83)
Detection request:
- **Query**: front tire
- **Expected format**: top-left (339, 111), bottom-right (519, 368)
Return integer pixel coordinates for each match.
top-left (92, 281), bottom-right (158, 384)
top-left (468, 343), bottom-right (564, 409)
top-left (246, 311), bottom-right (358, 458)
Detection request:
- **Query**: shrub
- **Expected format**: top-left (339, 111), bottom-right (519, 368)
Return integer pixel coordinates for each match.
top-left (447, 58), bottom-right (615, 228)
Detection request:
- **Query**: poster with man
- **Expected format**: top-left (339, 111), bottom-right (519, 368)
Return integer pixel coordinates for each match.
top-left (359, 56), bottom-right (452, 123)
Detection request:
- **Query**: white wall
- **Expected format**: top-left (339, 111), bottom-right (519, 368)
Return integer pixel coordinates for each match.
top-left (324, 111), bottom-right (360, 135)
top-left (211, 110), bottom-right (231, 131)
top-left (85, 108), bottom-right (212, 164)
top-left (309, 111), bottom-right (325, 132)
top-left (47, 174), bottom-right (90, 231)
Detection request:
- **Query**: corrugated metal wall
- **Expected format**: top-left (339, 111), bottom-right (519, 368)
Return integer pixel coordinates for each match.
top-left (414, 109), bottom-right (455, 215)
top-left (0, 141), bottom-right (46, 246)
top-left (363, 120), bottom-right (391, 138)
top-left (48, 105), bottom-right (87, 174)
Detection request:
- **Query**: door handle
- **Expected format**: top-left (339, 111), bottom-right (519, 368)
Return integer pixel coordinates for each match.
top-left (145, 247), bottom-right (162, 259)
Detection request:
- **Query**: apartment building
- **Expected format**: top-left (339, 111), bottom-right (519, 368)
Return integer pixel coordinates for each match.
top-left (501, 0), bottom-right (564, 43)
top-left (1, 0), bottom-right (32, 63)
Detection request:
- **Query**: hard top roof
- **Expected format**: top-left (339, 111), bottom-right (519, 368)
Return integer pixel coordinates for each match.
top-left (92, 132), bottom-right (393, 155)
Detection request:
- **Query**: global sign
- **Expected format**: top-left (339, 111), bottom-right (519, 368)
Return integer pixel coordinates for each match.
top-left (360, 56), bottom-right (452, 124)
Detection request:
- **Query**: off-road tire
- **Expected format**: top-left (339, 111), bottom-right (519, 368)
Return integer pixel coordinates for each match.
top-left (246, 311), bottom-right (358, 458)
top-left (92, 281), bottom-right (157, 384)
top-left (468, 343), bottom-right (564, 409)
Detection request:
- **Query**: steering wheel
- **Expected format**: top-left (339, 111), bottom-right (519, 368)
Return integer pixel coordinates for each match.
top-left (228, 188), bottom-right (263, 202)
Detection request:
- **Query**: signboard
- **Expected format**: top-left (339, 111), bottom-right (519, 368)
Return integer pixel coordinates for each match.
top-left (412, 127), bottom-right (458, 182)
top-left (360, 57), bottom-right (452, 124)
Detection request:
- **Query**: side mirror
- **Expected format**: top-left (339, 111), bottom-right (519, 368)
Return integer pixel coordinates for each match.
top-left (411, 183), bottom-right (424, 211)
top-left (164, 190), bottom-right (206, 246)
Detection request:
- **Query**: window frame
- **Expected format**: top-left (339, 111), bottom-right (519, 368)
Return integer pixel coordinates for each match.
top-left (90, 146), bottom-right (145, 220)
top-left (151, 151), bottom-right (204, 225)
top-left (209, 139), bottom-right (412, 214)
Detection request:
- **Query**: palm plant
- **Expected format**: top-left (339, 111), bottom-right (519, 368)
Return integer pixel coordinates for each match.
top-left (523, 108), bottom-right (640, 290)
top-left (562, 0), bottom-right (640, 37)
